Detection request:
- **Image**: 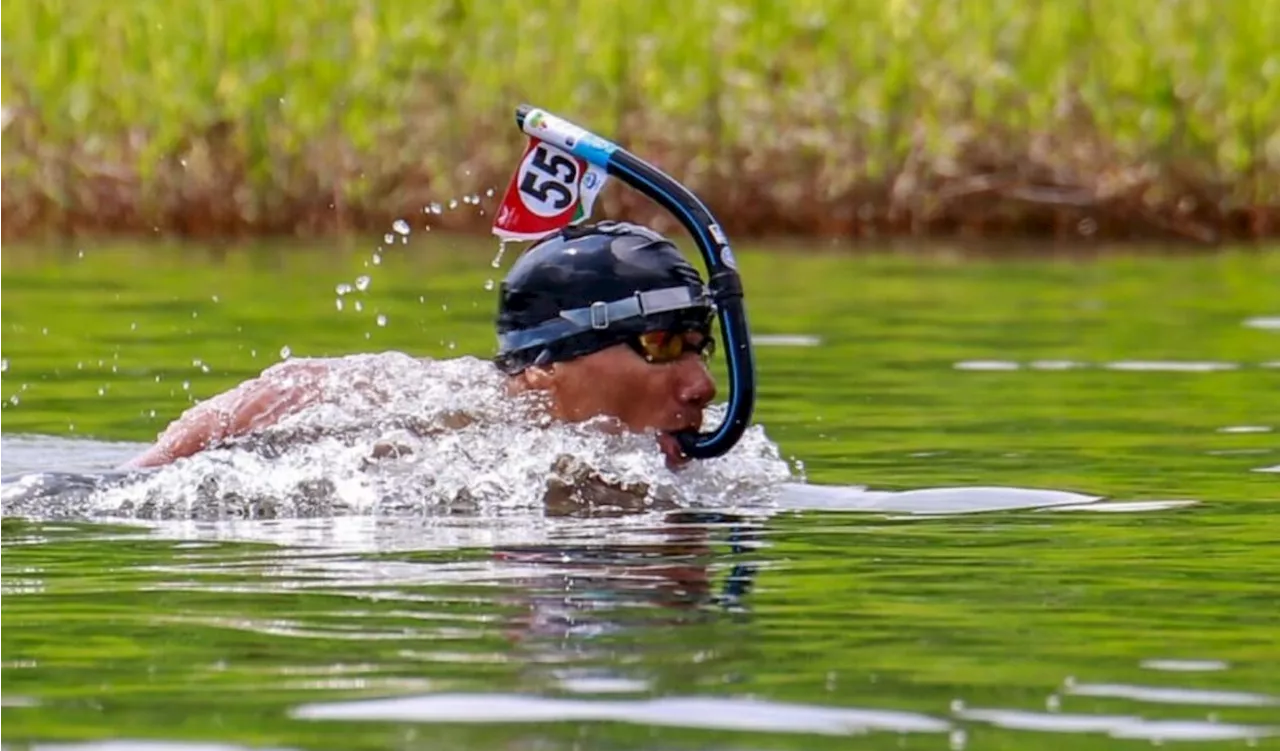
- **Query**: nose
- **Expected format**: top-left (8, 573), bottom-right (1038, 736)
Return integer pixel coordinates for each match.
top-left (676, 357), bottom-right (717, 408)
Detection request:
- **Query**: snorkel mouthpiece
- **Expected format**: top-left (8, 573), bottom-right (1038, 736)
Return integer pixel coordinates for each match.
top-left (512, 104), bottom-right (757, 460)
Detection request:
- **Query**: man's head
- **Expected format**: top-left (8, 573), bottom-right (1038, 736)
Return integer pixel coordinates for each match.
top-left (494, 222), bottom-right (718, 456)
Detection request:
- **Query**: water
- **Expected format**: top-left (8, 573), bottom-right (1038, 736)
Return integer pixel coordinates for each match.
top-left (2, 239), bottom-right (1278, 750)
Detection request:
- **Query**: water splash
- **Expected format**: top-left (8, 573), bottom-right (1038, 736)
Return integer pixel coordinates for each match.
top-left (491, 240), bottom-right (512, 269)
top-left (54, 354), bottom-right (790, 520)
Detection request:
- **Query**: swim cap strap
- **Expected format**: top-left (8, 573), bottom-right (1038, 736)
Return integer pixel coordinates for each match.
top-left (497, 283), bottom-right (711, 354)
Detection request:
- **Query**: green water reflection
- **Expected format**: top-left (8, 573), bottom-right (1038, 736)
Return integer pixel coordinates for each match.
top-left (2, 238), bottom-right (1278, 749)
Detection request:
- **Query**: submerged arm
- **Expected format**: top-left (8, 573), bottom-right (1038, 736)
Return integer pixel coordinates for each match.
top-left (123, 359), bottom-right (331, 469)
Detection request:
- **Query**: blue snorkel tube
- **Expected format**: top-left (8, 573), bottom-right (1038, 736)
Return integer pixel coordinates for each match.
top-left (513, 104), bottom-right (756, 460)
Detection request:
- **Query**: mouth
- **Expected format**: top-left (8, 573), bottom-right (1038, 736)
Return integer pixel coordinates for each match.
top-left (656, 433), bottom-right (689, 469)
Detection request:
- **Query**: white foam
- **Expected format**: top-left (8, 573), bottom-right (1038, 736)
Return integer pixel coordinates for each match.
top-left (77, 353), bottom-right (793, 520)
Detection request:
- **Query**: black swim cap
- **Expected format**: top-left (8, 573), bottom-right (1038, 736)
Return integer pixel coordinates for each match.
top-left (494, 221), bottom-right (714, 375)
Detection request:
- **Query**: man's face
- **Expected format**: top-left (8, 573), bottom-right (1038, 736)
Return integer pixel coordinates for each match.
top-left (519, 330), bottom-right (717, 467)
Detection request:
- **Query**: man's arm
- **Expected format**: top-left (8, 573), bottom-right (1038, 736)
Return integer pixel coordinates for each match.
top-left (123, 359), bottom-right (331, 469)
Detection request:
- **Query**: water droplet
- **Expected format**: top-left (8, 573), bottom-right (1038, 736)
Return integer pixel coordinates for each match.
top-left (440, 303), bottom-right (448, 311)
top-left (447, 341), bottom-right (457, 350)
top-left (427, 202), bottom-right (443, 214)
top-left (336, 283), bottom-right (353, 295)
top-left (250, 349), bottom-right (258, 358)
top-left (354, 301), bottom-right (363, 312)
top-left (192, 311), bottom-right (199, 318)
top-left (280, 346), bottom-right (292, 359)
top-left (211, 294), bottom-right (220, 303)
top-left (376, 314), bottom-right (387, 327)
top-left (372, 254), bottom-right (382, 266)
top-left (130, 322), bottom-right (138, 331)
top-left (0, 358), bottom-right (7, 372)
top-left (97, 386), bottom-right (106, 396)
top-left (8, 395), bottom-right (18, 406)
top-left (448, 199), bottom-right (458, 210)
top-left (491, 241), bottom-right (509, 268)
top-left (77, 249), bottom-right (86, 259)
top-left (68, 423), bottom-right (75, 431)
top-left (41, 327), bottom-right (48, 335)
top-left (335, 298), bottom-right (344, 311)
top-left (392, 219), bottom-right (411, 235)
top-left (355, 275), bottom-right (371, 291)
top-left (483, 279), bottom-right (495, 291)
top-left (181, 381), bottom-right (190, 391)
top-left (384, 233), bottom-right (395, 244)
top-left (418, 295), bottom-right (426, 304)
top-left (485, 187), bottom-right (495, 197)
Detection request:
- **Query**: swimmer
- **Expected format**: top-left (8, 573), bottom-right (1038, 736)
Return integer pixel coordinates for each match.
top-left (124, 221), bottom-right (720, 471)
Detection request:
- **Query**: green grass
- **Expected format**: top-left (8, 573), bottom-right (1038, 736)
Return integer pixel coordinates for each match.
top-left (4, 0), bottom-right (1280, 241)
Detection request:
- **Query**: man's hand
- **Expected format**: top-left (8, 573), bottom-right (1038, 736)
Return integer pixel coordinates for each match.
top-left (123, 359), bottom-right (330, 469)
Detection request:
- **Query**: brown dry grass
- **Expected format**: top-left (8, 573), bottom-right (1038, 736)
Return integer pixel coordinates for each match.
top-left (6, 104), bottom-right (1275, 246)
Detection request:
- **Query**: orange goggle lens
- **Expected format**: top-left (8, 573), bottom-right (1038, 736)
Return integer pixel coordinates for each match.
top-left (630, 330), bottom-right (716, 364)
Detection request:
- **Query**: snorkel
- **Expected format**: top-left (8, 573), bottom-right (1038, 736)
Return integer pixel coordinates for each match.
top-left (510, 104), bottom-right (756, 460)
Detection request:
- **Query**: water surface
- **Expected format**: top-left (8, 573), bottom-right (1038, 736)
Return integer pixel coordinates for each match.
top-left (2, 238), bottom-right (1278, 749)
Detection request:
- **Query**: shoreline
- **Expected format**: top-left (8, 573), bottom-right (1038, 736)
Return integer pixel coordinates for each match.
top-left (5, 134), bottom-right (1277, 245)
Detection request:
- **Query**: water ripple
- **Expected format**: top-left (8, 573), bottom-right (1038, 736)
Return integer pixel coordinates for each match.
top-left (955, 707), bottom-right (1275, 742)
top-left (291, 693), bottom-right (953, 735)
top-left (1065, 681), bottom-right (1279, 707)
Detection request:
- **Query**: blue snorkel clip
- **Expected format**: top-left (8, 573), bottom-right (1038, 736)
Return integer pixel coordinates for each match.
top-left (513, 104), bottom-right (757, 460)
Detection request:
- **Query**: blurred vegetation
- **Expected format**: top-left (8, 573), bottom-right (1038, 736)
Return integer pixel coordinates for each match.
top-left (3, 0), bottom-right (1279, 242)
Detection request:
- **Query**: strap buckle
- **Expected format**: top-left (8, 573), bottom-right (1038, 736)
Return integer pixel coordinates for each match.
top-left (589, 301), bottom-right (609, 329)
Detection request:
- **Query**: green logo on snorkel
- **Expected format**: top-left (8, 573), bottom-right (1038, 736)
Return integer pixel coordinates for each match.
top-left (528, 111), bottom-right (547, 130)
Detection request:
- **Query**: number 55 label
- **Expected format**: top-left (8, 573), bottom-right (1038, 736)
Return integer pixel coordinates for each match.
top-left (492, 137), bottom-right (610, 242)
top-left (518, 143), bottom-right (580, 218)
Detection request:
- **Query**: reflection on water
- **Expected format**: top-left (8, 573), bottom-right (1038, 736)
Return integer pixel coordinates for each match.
top-left (4, 505), bottom-right (1278, 749)
top-left (953, 359), bottom-right (1270, 372)
top-left (291, 693), bottom-right (954, 735)
top-left (3, 242), bottom-right (1279, 750)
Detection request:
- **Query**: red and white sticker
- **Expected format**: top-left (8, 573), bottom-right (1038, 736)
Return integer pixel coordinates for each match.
top-left (492, 137), bottom-right (607, 241)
